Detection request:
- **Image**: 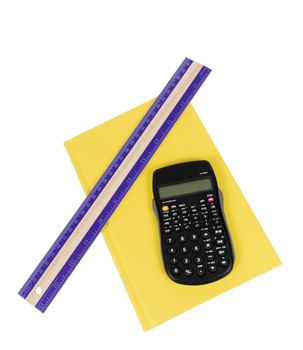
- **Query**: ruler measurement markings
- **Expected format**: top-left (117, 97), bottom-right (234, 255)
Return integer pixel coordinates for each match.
top-left (36, 66), bottom-right (211, 312)
top-left (25, 61), bottom-right (203, 306)
top-left (19, 59), bottom-right (211, 311)
top-left (19, 60), bottom-right (191, 299)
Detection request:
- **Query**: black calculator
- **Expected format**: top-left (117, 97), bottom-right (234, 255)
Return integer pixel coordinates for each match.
top-left (152, 161), bottom-right (234, 285)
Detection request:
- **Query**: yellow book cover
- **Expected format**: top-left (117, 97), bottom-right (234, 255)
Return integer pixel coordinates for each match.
top-left (64, 99), bottom-right (281, 331)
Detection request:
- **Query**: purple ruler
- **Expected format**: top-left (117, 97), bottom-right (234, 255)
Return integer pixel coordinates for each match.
top-left (19, 58), bottom-right (211, 312)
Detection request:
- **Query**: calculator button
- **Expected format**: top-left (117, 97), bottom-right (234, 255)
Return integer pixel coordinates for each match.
top-left (203, 242), bottom-right (213, 250)
top-left (203, 221), bottom-right (211, 227)
top-left (194, 223), bottom-right (200, 228)
top-left (202, 231), bottom-right (210, 239)
top-left (219, 259), bottom-right (229, 267)
top-left (210, 204), bottom-right (216, 209)
top-left (184, 225), bottom-right (191, 230)
top-left (172, 212), bottom-right (179, 217)
top-left (214, 229), bottom-right (223, 236)
top-left (191, 208), bottom-right (198, 213)
top-left (217, 249), bottom-right (226, 257)
top-left (196, 268), bottom-right (206, 276)
top-left (190, 233), bottom-right (199, 241)
top-left (164, 228), bottom-right (172, 234)
top-left (174, 227), bottom-right (181, 233)
top-left (202, 214), bottom-right (209, 219)
top-left (178, 235), bottom-right (187, 243)
top-left (182, 217), bottom-right (190, 223)
top-left (162, 205), bottom-right (169, 212)
top-left (216, 238), bottom-right (225, 246)
top-left (212, 212), bottom-right (219, 217)
top-left (171, 267), bottom-right (181, 275)
top-left (169, 257), bottom-right (179, 265)
top-left (167, 247), bottom-right (177, 255)
top-left (192, 215), bottom-right (199, 221)
top-left (200, 206), bottom-right (208, 212)
top-left (180, 246), bottom-right (189, 254)
top-left (182, 257), bottom-right (191, 265)
top-left (165, 237), bottom-right (175, 244)
top-left (183, 268), bottom-right (193, 277)
top-left (207, 197), bottom-right (214, 203)
top-left (206, 253), bottom-right (215, 261)
top-left (171, 205), bottom-right (177, 209)
top-left (192, 244), bottom-right (201, 253)
top-left (181, 210), bottom-right (188, 215)
top-left (213, 219), bottom-right (221, 225)
top-left (194, 256), bottom-right (203, 264)
top-left (208, 265), bottom-right (217, 273)
top-left (162, 213), bottom-right (169, 219)
top-left (164, 221), bottom-right (170, 226)
top-left (178, 203), bottom-right (186, 208)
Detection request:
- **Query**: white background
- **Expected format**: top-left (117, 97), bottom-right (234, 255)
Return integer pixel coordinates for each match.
top-left (0, 0), bottom-right (302, 348)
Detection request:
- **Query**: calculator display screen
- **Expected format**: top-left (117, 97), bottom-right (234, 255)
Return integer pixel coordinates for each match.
top-left (158, 178), bottom-right (212, 199)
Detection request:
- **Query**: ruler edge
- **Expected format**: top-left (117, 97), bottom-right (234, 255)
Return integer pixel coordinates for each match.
top-left (26, 61), bottom-right (203, 306)
top-left (18, 58), bottom-right (193, 299)
top-left (35, 65), bottom-right (211, 312)
top-left (19, 60), bottom-right (211, 311)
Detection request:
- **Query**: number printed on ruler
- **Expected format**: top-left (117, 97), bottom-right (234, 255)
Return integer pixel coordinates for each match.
top-left (19, 58), bottom-right (211, 312)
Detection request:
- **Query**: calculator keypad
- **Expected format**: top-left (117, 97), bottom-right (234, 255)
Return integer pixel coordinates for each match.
top-left (159, 194), bottom-right (233, 284)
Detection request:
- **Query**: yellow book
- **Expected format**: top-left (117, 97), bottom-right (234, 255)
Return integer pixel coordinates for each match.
top-left (64, 99), bottom-right (281, 331)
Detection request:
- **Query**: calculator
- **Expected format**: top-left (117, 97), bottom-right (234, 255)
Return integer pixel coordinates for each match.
top-left (152, 161), bottom-right (234, 285)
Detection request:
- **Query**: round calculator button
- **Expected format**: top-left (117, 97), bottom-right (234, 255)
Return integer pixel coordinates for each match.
top-left (208, 265), bottom-right (217, 273)
top-left (217, 249), bottom-right (226, 257)
top-left (171, 267), bottom-right (181, 275)
top-left (219, 259), bottom-right (229, 267)
top-left (178, 235), bottom-right (187, 243)
top-left (183, 268), bottom-right (193, 277)
top-left (162, 205), bottom-right (169, 212)
top-left (213, 218), bottom-right (221, 225)
top-left (184, 225), bottom-right (191, 230)
top-left (216, 238), bottom-right (225, 246)
top-left (180, 246), bottom-right (189, 254)
top-left (182, 257), bottom-right (191, 265)
top-left (203, 221), bottom-right (211, 227)
top-left (194, 256), bottom-right (203, 264)
top-left (196, 267), bottom-right (206, 276)
top-left (194, 223), bottom-right (200, 228)
top-left (190, 233), bottom-right (199, 241)
top-left (214, 229), bottom-right (223, 236)
top-left (192, 244), bottom-right (201, 253)
top-left (202, 231), bottom-right (210, 239)
top-left (165, 237), bottom-right (175, 245)
top-left (207, 197), bottom-right (215, 203)
top-left (167, 247), bottom-right (177, 255)
top-left (206, 253), bottom-right (215, 261)
top-left (169, 257), bottom-right (179, 265)
top-left (203, 242), bottom-right (213, 250)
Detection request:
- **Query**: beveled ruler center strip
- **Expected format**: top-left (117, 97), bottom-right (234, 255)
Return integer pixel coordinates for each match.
top-left (19, 58), bottom-right (211, 312)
